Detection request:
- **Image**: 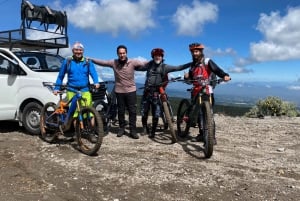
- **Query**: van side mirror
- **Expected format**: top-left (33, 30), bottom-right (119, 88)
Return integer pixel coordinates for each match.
top-left (7, 63), bottom-right (19, 75)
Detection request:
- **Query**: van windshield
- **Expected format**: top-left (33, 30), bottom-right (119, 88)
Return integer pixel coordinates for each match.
top-left (15, 52), bottom-right (64, 72)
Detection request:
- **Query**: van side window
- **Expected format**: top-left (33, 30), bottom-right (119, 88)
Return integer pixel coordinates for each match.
top-left (45, 55), bottom-right (62, 70)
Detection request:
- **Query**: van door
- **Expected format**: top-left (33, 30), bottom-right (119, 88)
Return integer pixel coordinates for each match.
top-left (0, 54), bottom-right (19, 120)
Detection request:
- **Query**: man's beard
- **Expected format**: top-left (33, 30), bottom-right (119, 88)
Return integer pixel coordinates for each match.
top-left (154, 59), bottom-right (161, 64)
top-left (192, 54), bottom-right (203, 63)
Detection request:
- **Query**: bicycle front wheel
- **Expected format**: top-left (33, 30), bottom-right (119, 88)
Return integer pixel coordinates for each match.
top-left (202, 101), bottom-right (214, 158)
top-left (176, 99), bottom-right (191, 138)
top-left (76, 106), bottom-right (104, 156)
top-left (162, 101), bottom-right (177, 143)
top-left (40, 102), bottom-right (59, 143)
top-left (161, 101), bottom-right (175, 130)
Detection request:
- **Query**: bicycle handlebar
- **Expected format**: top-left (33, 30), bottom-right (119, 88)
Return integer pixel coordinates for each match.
top-left (138, 76), bottom-right (182, 90)
top-left (180, 78), bottom-right (230, 86)
top-left (99, 80), bottom-right (115, 85)
top-left (43, 82), bottom-right (99, 94)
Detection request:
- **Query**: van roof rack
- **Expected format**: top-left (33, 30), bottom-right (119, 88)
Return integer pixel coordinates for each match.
top-left (0, 0), bottom-right (69, 53)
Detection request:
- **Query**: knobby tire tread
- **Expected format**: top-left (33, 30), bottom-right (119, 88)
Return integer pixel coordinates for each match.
top-left (162, 101), bottom-right (177, 143)
top-left (202, 101), bottom-right (214, 158)
top-left (76, 106), bottom-right (104, 156)
top-left (40, 102), bottom-right (58, 143)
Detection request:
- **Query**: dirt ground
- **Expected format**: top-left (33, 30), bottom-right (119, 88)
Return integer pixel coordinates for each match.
top-left (0, 115), bottom-right (299, 201)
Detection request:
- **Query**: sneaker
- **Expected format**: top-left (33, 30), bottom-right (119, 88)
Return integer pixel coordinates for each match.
top-left (130, 130), bottom-right (139, 139)
top-left (117, 127), bottom-right (125, 137)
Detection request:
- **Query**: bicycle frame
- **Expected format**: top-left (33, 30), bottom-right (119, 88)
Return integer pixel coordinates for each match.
top-left (190, 90), bottom-right (213, 126)
top-left (43, 83), bottom-right (89, 132)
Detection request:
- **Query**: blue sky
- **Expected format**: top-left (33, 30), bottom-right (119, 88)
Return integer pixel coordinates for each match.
top-left (1, 0), bottom-right (300, 88)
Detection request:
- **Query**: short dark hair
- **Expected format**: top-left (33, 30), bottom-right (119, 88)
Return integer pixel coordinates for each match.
top-left (117, 45), bottom-right (127, 53)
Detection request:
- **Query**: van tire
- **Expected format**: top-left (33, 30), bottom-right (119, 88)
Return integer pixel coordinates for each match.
top-left (23, 102), bottom-right (43, 135)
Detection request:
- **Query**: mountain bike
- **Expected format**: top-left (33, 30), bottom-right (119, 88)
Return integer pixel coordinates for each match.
top-left (176, 78), bottom-right (225, 158)
top-left (140, 77), bottom-right (181, 143)
top-left (40, 82), bottom-right (104, 156)
top-left (91, 81), bottom-right (118, 134)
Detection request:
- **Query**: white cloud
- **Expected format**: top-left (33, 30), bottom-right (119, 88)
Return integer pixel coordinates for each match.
top-left (248, 7), bottom-right (300, 63)
top-left (228, 67), bottom-right (253, 74)
top-left (65, 0), bottom-right (156, 36)
top-left (287, 85), bottom-right (300, 90)
top-left (172, 0), bottom-right (218, 36)
top-left (206, 47), bottom-right (236, 57)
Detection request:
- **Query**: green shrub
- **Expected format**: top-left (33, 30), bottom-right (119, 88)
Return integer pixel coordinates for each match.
top-left (245, 96), bottom-right (299, 117)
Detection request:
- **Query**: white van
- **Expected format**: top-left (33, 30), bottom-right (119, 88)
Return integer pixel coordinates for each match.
top-left (0, 48), bottom-right (65, 134)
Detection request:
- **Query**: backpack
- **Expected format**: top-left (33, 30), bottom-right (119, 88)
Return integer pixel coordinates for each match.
top-left (145, 61), bottom-right (166, 87)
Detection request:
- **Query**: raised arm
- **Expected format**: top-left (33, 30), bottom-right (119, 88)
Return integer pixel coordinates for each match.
top-left (91, 58), bottom-right (114, 68)
top-left (134, 60), bottom-right (149, 71)
top-left (208, 59), bottom-right (230, 81)
top-left (164, 62), bottom-right (192, 74)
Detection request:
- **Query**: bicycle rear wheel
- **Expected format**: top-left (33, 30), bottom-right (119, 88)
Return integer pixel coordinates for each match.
top-left (202, 101), bottom-right (214, 158)
top-left (40, 102), bottom-right (59, 143)
top-left (176, 99), bottom-right (191, 138)
top-left (162, 101), bottom-right (177, 143)
top-left (76, 106), bottom-right (104, 156)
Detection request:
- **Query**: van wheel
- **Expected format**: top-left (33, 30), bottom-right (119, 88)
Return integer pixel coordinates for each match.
top-left (23, 102), bottom-right (42, 135)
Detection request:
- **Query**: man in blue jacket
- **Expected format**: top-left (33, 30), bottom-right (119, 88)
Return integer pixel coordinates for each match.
top-left (54, 41), bottom-right (100, 116)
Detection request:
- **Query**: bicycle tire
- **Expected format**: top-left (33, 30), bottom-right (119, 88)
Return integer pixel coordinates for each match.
top-left (161, 101), bottom-right (174, 130)
top-left (202, 101), bottom-right (214, 158)
top-left (40, 102), bottom-right (59, 143)
top-left (176, 99), bottom-right (191, 138)
top-left (76, 106), bottom-right (104, 156)
top-left (162, 101), bottom-right (177, 143)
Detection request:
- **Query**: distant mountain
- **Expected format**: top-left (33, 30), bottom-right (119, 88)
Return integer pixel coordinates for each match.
top-left (157, 81), bottom-right (300, 108)
top-left (106, 81), bottom-right (300, 108)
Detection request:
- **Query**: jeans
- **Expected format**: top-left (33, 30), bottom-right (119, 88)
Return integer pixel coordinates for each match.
top-left (141, 91), bottom-right (161, 132)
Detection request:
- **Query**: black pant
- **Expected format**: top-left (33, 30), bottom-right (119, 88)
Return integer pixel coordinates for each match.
top-left (116, 91), bottom-right (137, 130)
top-left (141, 91), bottom-right (161, 133)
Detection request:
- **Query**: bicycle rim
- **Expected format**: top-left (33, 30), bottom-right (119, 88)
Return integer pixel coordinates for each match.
top-left (76, 107), bottom-right (104, 156)
top-left (40, 102), bottom-right (58, 143)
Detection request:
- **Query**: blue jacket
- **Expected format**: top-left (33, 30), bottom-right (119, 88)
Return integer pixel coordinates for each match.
top-left (54, 57), bottom-right (99, 92)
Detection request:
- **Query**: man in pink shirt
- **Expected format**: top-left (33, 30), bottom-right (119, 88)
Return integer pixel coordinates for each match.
top-left (92, 45), bottom-right (147, 139)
